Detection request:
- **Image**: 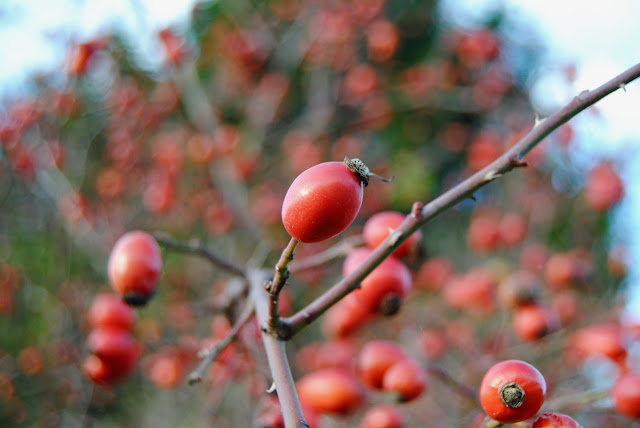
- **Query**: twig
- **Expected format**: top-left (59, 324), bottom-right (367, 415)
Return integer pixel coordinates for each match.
top-left (249, 269), bottom-right (309, 428)
top-left (278, 63), bottom-right (640, 340)
top-left (266, 238), bottom-right (299, 331)
top-left (188, 300), bottom-right (255, 385)
top-left (289, 235), bottom-right (363, 273)
top-left (427, 365), bottom-right (479, 405)
top-left (153, 232), bottom-right (247, 278)
top-left (543, 387), bottom-right (611, 412)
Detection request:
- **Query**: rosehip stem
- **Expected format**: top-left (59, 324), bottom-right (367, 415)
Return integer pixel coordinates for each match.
top-left (278, 62), bottom-right (640, 340)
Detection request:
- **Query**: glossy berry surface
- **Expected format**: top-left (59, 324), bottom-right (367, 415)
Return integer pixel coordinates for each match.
top-left (108, 230), bottom-right (162, 306)
top-left (281, 161), bottom-right (364, 243)
top-left (479, 359), bottom-right (546, 423)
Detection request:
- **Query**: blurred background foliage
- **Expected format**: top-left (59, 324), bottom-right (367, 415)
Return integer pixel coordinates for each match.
top-left (0, 0), bottom-right (634, 426)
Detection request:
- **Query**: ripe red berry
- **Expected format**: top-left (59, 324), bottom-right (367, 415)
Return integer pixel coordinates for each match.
top-left (296, 368), bottom-right (365, 415)
top-left (361, 404), bottom-right (406, 428)
top-left (363, 211), bottom-right (422, 257)
top-left (84, 327), bottom-right (141, 385)
top-left (611, 372), bottom-right (640, 419)
top-left (512, 304), bottom-right (558, 342)
top-left (381, 358), bottom-right (428, 402)
top-left (108, 231), bottom-right (162, 306)
top-left (584, 162), bottom-right (624, 212)
top-left (343, 248), bottom-right (412, 314)
top-left (87, 293), bottom-right (137, 331)
top-left (281, 160), bottom-right (364, 243)
top-left (357, 340), bottom-right (409, 389)
top-left (479, 360), bottom-right (547, 423)
top-left (531, 412), bottom-right (584, 428)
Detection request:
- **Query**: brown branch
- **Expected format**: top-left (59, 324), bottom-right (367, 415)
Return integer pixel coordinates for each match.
top-left (279, 62), bottom-right (640, 339)
top-left (188, 301), bottom-right (255, 385)
top-left (153, 232), bottom-right (247, 278)
top-left (249, 269), bottom-right (309, 428)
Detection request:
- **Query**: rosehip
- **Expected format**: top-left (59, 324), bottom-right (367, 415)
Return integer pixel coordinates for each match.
top-left (108, 231), bottom-right (162, 306)
top-left (479, 360), bottom-right (546, 423)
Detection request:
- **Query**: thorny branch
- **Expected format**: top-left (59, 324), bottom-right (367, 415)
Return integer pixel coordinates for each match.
top-left (279, 62), bottom-right (640, 339)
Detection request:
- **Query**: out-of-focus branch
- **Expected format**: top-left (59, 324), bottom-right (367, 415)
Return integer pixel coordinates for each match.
top-left (289, 235), bottom-right (363, 274)
top-left (153, 232), bottom-right (247, 278)
top-left (188, 300), bottom-right (255, 385)
top-left (279, 62), bottom-right (640, 339)
top-left (543, 387), bottom-right (611, 412)
top-left (427, 365), bottom-right (479, 405)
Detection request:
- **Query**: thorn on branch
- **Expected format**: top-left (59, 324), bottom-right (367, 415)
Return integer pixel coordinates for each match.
top-left (469, 194), bottom-right (477, 203)
top-left (508, 156), bottom-right (528, 169)
top-left (483, 170), bottom-right (502, 182)
top-left (411, 201), bottom-right (424, 218)
top-left (266, 382), bottom-right (276, 393)
top-left (188, 373), bottom-right (202, 385)
top-left (619, 83), bottom-right (627, 92)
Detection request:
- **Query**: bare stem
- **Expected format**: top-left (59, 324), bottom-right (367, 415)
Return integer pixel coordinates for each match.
top-left (279, 63), bottom-right (640, 340)
top-left (289, 235), bottom-right (363, 274)
top-left (188, 301), bottom-right (255, 385)
top-left (250, 270), bottom-right (308, 428)
top-left (265, 238), bottom-right (299, 331)
top-left (427, 365), bottom-right (479, 405)
top-left (153, 232), bottom-right (247, 278)
top-left (543, 387), bottom-right (611, 411)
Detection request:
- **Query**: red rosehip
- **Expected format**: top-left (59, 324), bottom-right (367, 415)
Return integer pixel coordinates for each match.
top-left (357, 340), bottom-right (409, 389)
top-left (479, 360), bottom-right (546, 423)
top-left (381, 358), bottom-right (428, 402)
top-left (363, 211), bottom-right (422, 257)
top-left (87, 293), bottom-right (137, 331)
top-left (343, 248), bottom-right (412, 314)
top-left (281, 160), bottom-right (364, 243)
top-left (296, 368), bottom-right (365, 415)
top-left (84, 327), bottom-right (141, 385)
top-left (108, 231), bottom-right (162, 306)
top-left (531, 412), bottom-right (584, 428)
top-left (584, 163), bottom-right (624, 212)
top-left (361, 404), bottom-right (406, 428)
top-left (611, 372), bottom-right (640, 419)
top-left (512, 304), bottom-right (558, 342)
